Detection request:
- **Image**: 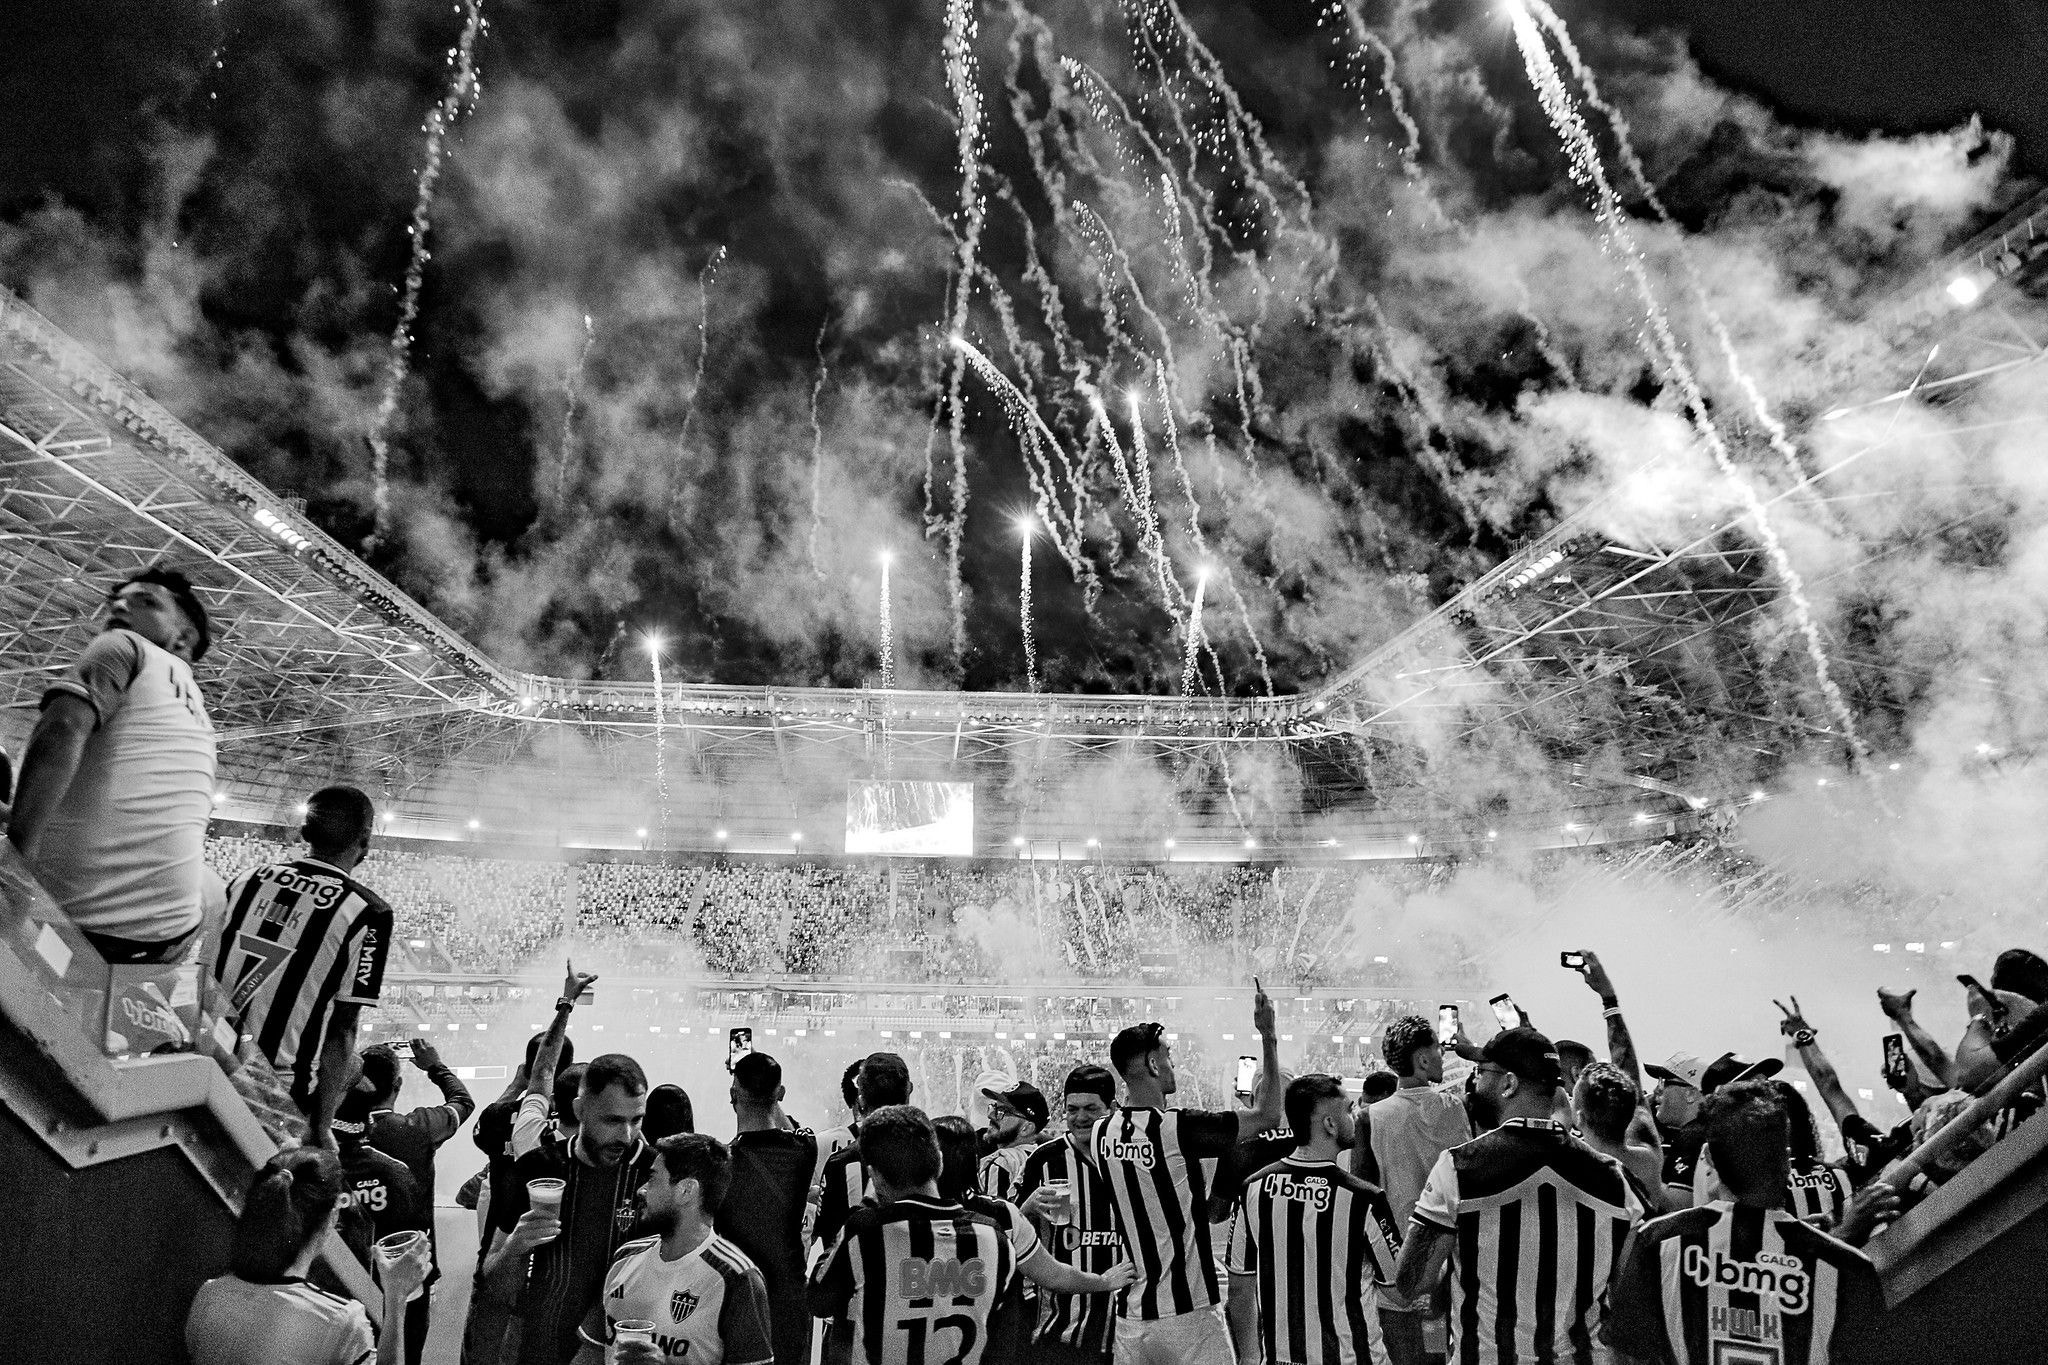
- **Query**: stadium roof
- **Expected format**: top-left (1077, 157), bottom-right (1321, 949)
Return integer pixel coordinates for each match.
top-left (1, 190), bottom-right (2041, 856)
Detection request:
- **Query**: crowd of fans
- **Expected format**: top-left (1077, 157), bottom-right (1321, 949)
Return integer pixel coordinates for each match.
top-left (11, 565), bottom-right (2048, 1365)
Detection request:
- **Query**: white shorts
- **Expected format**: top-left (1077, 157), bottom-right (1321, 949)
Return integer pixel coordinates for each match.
top-left (1112, 1305), bottom-right (1233, 1365)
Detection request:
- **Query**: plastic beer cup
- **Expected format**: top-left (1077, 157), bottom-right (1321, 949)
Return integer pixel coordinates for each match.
top-left (373, 1229), bottom-right (427, 1303)
top-left (1042, 1177), bottom-right (1072, 1226)
top-left (613, 1319), bottom-right (658, 1361)
top-left (527, 1177), bottom-right (567, 1218)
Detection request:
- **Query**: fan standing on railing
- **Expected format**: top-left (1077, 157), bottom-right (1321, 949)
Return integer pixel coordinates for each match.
top-left (7, 565), bottom-right (217, 966)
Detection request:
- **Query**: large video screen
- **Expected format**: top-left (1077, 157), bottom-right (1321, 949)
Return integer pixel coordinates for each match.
top-left (845, 780), bottom-right (975, 856)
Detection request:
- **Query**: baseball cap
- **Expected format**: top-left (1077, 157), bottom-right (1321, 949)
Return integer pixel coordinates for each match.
top-left (1644, 1052), bottom-right (1711, 1089)
top-left (1991, 949), bottom-right (2048, 1004)
top-left (1700, 1052), bottom-right (1783, 1092)
top-left (981, 1079), bottom-right (1051, 1129)
top-left (1481, 1026), bottom-right (1563, 1089)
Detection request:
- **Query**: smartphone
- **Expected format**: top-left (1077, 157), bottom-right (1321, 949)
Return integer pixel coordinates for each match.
top-left (1881, 1033), bottom-right (1909, 1088)
top-left (1490, 993), bottom-right (1521, 1031)
top-left (1559, 951), bottom-right (1586, 971)
top-left (391, 1040), bottom-right (414, 1062)
top-left (1235, 1055), bottom-right (1257, 1097)
top-left (726, 1027), bottom-right (754, 1073)
top-left (1437, 1004), bottom-right (1460, 1045)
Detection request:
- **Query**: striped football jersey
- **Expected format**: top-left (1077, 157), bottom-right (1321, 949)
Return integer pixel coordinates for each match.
top-left (1018, 1136), bottom-right (1122, 1355)
top-left (807, 1195), bottom-right (1026, 1365)
top-left (1410, 1118), bottom-right (1643, 1365)
top-left (1228, 1156), bottom-right (1402, 1365)
top-left (1605, 1200), bottom-right (1886, 1365)
top-left (1085, 1106), bottom-right (1240, 1320)
top-left (217, 857), bottom-right (392, 1104)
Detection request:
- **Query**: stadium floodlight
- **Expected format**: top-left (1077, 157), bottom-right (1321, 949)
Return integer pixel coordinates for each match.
top-left (1751, 790), bottom-right (1767, 802)
top-left (791, 831), bottom-right (803, 842)
top-left (213, 789), bottom-right (228, 804)
top-left (468, 818), bottom-right (481, 830)
top-left (714, 829), bottom-right (728, 840)
top-left (1816, 778), bottom-right (1829, 788)
top-left (636, 828), bottom-right (647, 839)
top-left (1085, 837), bottom-right (1099, 848)
top-left (1243, 838), bottom-right (1257, 850)
top-left (1946, 272), bottom-right (1987, 307)
top-left (1163, 838), bottom-right (1176, 848)
top-left (1012, 836), bottom-right (1027, 847)
top-left (1407, 833), bottom-right (1420, 844)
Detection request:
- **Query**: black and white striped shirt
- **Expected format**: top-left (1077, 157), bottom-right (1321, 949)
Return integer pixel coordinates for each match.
top-left (1227, 1156), bottom-right (1402, 1365)
top-left (1018, 1137), bottom-right (1122, 1355)
top-left (815, 1143), bottom-right (872, 1253)
top-left (217, 858), bottom-right (392, 1105)
top-left (1606, 1200), bottom-right (1885, 1365)
top-left (807, 1195), bottom-right (1026, 1365)
top-left (1085, 1106), bottom-right (1240, 1320)
top-left (1410, 1118), bottom-right (1642, 1365)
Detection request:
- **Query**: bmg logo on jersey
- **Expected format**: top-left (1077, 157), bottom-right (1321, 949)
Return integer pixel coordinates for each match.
top-left (1274, 1174), bottom-right (1333, 1213)
top-left (1682, 1245), bottom-right (1810, 1313)
top-left (898, 1256), bottom-right (989, 1299)
top-left (1101, 1137), bottom-right (1155, 1169)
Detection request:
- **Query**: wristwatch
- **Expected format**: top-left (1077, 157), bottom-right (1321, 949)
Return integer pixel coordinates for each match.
top-left (555, 996), bottom-right (576, 1012)
top-left (1791, 1029), bottom-right (1817, 1048)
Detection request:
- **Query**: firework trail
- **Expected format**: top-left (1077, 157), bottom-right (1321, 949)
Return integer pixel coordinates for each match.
top-left (203, 0), bottom-right (229, 106)
top-left (949, 336), bottom-right (1095, 591)
top-left (1181, 569), bottom-right (1208, 698)
top-left (1521, 0), bottom-right (1815, 492)
top-left (807, 313), bottom-right (831, 581)
top-left (1158, 173), bottom-right (1200, 319)
top-left (649, 640), bottom-right (670, 839)
top-left (365, 0), bottom-right (486, 550)
top-left (1507, 5), bottom-right (1867, 768)
top-left (553, 312), bottom-right (594, 507)
top-left (1092, 392), bottom-right (1186, 626)
top-left (878, 554), bottom-right (896, 689)
top-left (1018, 519), bottom-right (1039, 692)
top-left (1366, 296), bottom-right (1482, 535)
top-left (939, 0), bottom-right (990, 670)
top-left (679, 246), bottom-right (725, 458)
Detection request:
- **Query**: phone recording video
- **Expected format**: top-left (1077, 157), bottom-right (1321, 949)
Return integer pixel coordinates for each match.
top-left (1437, 1004), bottom-right (1460, 1045)
top-left (1235, 1054), bottom-right (1257, 1098)
top-left (391, 1040), bottom-right (413, 1062)
top-left (1490, 993), bottom-right (1521, 1031)
top-left (1559, 951), bottom-right (1586, 971)
top-left (1882, 1033), bottom-right (1909, 1088)
top-left (726, 1026), bottom-right (754, 1073)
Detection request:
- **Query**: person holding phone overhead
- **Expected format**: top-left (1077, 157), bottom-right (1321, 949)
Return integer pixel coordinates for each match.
top-left (1366, 1015), bottom-right (1473, 1365)
top-left (1082, 980), bottom-right (1286, 1365)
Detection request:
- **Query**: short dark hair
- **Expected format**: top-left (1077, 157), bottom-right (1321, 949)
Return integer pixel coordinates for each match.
top-left (932, 1114), bottom-right (980, 1201)
top-left (1362, 1072), bottom-right (1398, 1103)
top-left (581, 1053), bottom-right (647, 1101)
top-left (1482, 1027), bottom-right (1563, 1093)
top-left (1285, 1074), bottom-right (1345, 1145)
top-left (656, 1133), bottom-right (732, 1213)
top-left (859, 1104), bottom-right (941, 1189)
top-left (858, 1053), bottom-right (912, 1110)
top-left (554, 1063), bottom-right (587, 1120)
top-left (524, 1030), bottom-right (574, 1075)
top-left (1701, 1080), bottom-right (1789, 1195)
top-left (358, 1044), bottom-right (401, 1102)
top-left (1555, 1040), bottom-right (1595, 1078)
top-left (1110, 1023), bottom-right (1166, 1076)
top-left (232, 1148), bottom-right (345, 1279)
top-left (1771, 1080), bottom-right (1822, 1165)
top-left (733, 1051), bottom-right (782, 1104)
top-left (1382, 1016), bottom-right (1436, 1076)
top-left (115, 565), bottom-right (211, 660)
top-left (1575, 1062), bottom-right (1639, 1145)
top-left (646, 1084), bottom-right (695, 1141)
top-left (840, 1060), bottom-right (863, 1111)
top-left (303, 786), bottom-right (375, 856)
top-left (1064, 1063), bottom-right (1117, 1105)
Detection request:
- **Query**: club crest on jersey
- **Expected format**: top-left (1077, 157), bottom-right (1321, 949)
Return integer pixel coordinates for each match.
top-left (1682, 1245), bottom-right (1809, 1313)
top-left (898, 1256), bottom-right (988, 1299)
top-left (1101, 1137), bottom-right (1155, 1169)
top-left (670, 1289), bottom-right (699, 1321)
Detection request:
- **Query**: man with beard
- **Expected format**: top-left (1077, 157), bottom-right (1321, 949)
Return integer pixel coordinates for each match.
top-left (978, 1079), bottom-right (1050, 1202)
top-left (1394, 1028), bottom-right (1643, 1365)
top-left (1017, 1065), bottom-right (1124, 1365)
top-left (573, 1134), bottom-right (774, 1365)
top-left (478, 1054), bottom-right (656, 1365)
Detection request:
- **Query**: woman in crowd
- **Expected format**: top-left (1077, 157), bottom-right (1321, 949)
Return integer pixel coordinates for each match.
top-left (186, 1147), bottom-right (427, 1365)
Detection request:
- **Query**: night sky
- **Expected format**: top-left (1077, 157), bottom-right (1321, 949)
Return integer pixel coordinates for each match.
top-left (1, 0), bottom-right (2038, 695)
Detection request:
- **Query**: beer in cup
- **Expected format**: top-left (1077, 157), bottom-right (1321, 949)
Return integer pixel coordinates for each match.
top-left (1042, 1177), bottom-right (1073, 1226)
top-left (373, 1230), bottom-right (428, 1303)
top-left (527, 1177), bottom-right (567, 1219)
top-left (613, 1319), bottom-right (658, 1361)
